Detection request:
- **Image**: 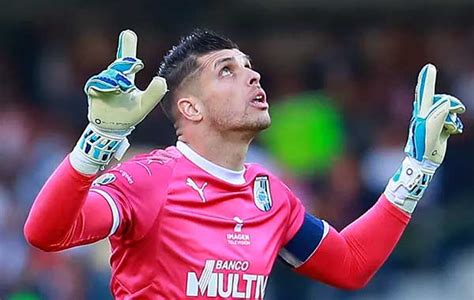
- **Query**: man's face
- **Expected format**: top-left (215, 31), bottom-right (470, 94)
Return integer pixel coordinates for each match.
top-left (193, 49), bottom-right (270, 134)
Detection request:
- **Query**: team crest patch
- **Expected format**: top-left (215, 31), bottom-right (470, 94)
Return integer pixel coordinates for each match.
top-left (93, 173), bottom-right (116, 186)
top-left (253, 176), bottom-right (272, 212)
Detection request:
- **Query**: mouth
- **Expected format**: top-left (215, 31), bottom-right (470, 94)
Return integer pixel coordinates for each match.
top-left (250, 90), bottom-right (268, 109)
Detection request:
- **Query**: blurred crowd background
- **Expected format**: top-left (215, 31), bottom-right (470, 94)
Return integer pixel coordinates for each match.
top-left (1, 1), bottom-right (474, 299)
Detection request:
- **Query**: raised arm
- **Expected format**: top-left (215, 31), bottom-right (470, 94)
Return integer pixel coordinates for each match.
top-left (281, 64), bottom-right (465, 289)
top-left (24, 30), bottom-right (167, 251)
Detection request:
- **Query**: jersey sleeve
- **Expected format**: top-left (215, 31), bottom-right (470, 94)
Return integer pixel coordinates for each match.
top-left (24, 156), bottom-right (115, 251)
top-left (294, 195), bottom-right (411, 290)
top-left (91, 159), bottom-right (173, 242)
top-left (281, 183), bottom-right (309, 244)
top-left (278, 183), bottom-right (330, 268)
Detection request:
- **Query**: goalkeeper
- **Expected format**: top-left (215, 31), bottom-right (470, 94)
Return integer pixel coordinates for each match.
top-left (24, 29), bottom-right (465, 299)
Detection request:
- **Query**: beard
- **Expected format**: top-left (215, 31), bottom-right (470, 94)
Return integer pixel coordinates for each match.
top-left (209, 108), bottom-right (271, 135)
top-left (240, 113), bottom-right (272, 131)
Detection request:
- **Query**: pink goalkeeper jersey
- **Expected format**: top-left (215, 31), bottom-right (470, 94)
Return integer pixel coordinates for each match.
top-left (91, 142), bottom-right (307, 299)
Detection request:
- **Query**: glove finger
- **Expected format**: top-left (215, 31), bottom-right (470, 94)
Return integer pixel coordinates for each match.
top-left (447, 96), bottom-right (466, 114)
top-left (116, 30), bottom-right (138, 59)
top-left (85, 70), bottom-right (135, 95)
top-left (434, 94), bottom-right (466, 114)
top-left (454, 116), bottom-right (464, 134)
top-left (140, 77), bottom-right (168, 114)
top-left (415, 64), bottom-right (437, 118)
top-left (116, 30), bottom-right (140, 83)
top-left (85, 76), bottom-right (119, 94)
top-left (108, 57), bottom-right (144, 76)
top-left (444, 113), bottom-right (464, 135)
top-left (114, 72), bottom-right (135, 93)
top-left (444, 113), bottom-right (457, 133)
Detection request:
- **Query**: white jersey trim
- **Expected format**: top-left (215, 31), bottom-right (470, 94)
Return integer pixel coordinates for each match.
top-left (90, 189), bottom-right (120, 236)
top-left (322, 220), bottom-right (329, 240)
top-left (176, 141), bottom-right (246, 185)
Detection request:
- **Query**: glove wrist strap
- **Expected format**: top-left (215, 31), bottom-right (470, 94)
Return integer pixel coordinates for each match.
top-left (69, 124), bottom-right (131, 175)
top-left (384, 156), bottom-right (438, 214)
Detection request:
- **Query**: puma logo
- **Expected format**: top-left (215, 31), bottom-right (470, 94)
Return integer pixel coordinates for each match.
top-left (186, 178), bottom-right (208, 202)
top-left (233, 216), bottom-right (244, 232)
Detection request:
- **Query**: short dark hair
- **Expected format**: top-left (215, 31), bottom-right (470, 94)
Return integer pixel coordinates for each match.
top-left (158, 29), bottom-right (238, 122)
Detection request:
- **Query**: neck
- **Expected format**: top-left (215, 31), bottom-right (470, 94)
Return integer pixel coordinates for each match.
top-left (178, 131), bottom-right (252, 171)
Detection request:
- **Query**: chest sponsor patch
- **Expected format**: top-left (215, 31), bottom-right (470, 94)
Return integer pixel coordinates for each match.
top-left (253, 176), bottom-right (272, 212)
top-left (186, 260), bottom-right (268, 298)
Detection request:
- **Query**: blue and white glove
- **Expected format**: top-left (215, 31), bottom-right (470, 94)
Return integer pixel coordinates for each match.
top-left (384, 64), bottom-right (465, 213)
top-left (70, 30), bottom-right (167, 174)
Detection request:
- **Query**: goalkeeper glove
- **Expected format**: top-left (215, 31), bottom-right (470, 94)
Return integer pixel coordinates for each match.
top-left (384, 64), bottom-right (465, 214)
top-left (70, 30), bottom-right (167, 174)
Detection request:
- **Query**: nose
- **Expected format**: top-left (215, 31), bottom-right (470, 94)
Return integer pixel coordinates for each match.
top-left (248, 69), bottom-right (261, 86)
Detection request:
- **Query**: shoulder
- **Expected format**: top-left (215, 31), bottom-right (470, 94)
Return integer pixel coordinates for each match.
top-left (92, 147), bottom-right (183, 240)
top-left (94, 146), bottom-right (182, 189)
top-left (114, 146), bottom-right (181, 177)
top-left (128, 145), bottom-right (182, 168)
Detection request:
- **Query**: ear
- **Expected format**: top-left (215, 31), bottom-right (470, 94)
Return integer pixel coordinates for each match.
top-left (177, 97), bottom-right (203, 122)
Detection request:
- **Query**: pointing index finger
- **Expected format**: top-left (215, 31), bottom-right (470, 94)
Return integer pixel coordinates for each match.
top-left (116, 29), bottom-right (138, 59)
top-left (416, 64), bottom-right (437, 118)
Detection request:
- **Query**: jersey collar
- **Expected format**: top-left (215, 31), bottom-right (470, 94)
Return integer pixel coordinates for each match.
top-left (176, 141), bottom-right (246, 185)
